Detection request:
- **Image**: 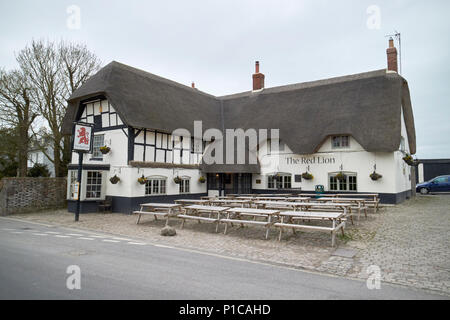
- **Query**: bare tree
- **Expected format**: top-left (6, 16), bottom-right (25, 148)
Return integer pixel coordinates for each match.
top-left (16, 40), bottom-right (101, 177)
top-left (0, 68), bottom-right (37, 176)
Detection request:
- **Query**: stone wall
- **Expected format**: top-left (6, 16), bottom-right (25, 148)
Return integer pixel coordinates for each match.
top-left (0, 177), bottom-right (67, 216)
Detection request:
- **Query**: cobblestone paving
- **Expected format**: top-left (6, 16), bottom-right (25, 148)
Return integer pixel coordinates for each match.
top-left (332, 195), bottom-right (449, 295)
top-left (8, 195), bottom-right (450, 296)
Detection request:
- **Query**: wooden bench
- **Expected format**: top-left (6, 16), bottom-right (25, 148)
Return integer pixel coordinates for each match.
top-left (179, 205), bottom-right (230, 233)
top-left (275, 211), bottom-right (346, 247)
top-left (134, 203), bottom-right (182, 226)
top-left (222, 208), bottom-right (280, 239)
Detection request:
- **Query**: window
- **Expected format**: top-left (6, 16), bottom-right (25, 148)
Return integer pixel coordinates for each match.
top-left (145, 177), bottom-right (167, 195)
top-left (86, 171), bottom-right (102, 199)
top-left (69, 171), bottom-right (78, 199)
top-left (92, 134), bottom-right (105, 158)
top-left (329, 173), bottom-right (357, 191)
top-left (268, 174), bottom-right (291, 189)
top-left (332, 136), bottom-right (350, 148)
top-left (179, 178), bottom-right (190, 194)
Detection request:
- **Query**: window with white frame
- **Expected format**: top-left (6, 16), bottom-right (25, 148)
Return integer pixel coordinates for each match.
top-left (329, 173), bottom-right (357, 191)
top-left (69, 171), bottom-right (78, 199)
top-left (268, 174), bottom-right (291, 189)
top-left (145, 177), bottom-right (167, 195)
top-left (179, 178), bottom-right (190, 194)
top-left (92, 134), bottom-right (105, 158)
top-left (331, 135), bottom-right (350, 148)
top-left (86, 171), bottom-right (103, 199)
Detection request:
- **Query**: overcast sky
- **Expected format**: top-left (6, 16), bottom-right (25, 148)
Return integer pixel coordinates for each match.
top-left (1, 0), bottom-right (449, 159)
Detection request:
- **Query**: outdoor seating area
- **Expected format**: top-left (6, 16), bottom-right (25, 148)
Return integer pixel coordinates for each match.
top-left (132, 193), bottom-right (381, 247)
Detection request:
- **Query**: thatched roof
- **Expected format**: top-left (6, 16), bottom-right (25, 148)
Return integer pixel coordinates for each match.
top-left (62, 62), bottom-right (416, 165)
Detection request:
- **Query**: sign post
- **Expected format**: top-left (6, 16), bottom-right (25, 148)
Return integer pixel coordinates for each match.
top-left (72, 122), bottom-right (94, 222)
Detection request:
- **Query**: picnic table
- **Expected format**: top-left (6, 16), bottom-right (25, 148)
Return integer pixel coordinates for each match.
top-left (288, 202), bottom-right (354, 224)
top-left (209, 199), bottom-right (252, 208)
top-left (221, 207), bottom-right (280, 239)
top-left (178, 205), bottom-right (230, 232)
top-left (254, 196), bottom-right (289, 201)
top-left (254, 200), bottom-right (307, 211)
top-left (174, 199), bottom-right (210, 205)
top-left (275, 211), bottom-right (346, 247)
top-left (235, 196), bottom-right (256, 200)
top-left (336, 193), bottom-right (380, 212)
top-left (317, 197), bottom-right (370, 219)
top-left (286, 197), bottom-right (312, 202)
top-left (134, 203), bottom-right (182, 226)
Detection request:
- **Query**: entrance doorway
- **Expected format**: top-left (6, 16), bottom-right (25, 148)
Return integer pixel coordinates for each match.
top-left (207, 173), bottom-right (252, 195)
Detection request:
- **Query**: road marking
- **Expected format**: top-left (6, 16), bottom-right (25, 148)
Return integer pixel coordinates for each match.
top-left (10, 231), bottom-right (23, 234)
top-left (45, 231), bottom-right (60, 234)
top-left (90, 235), bottom-right (108, 238)
top-left (67, 233), bottom-right (84, 236)
top-left (102, 239), bottom-right (120, 243)
top-left (2, 228), bottom-right (15, 231)
top-left (153, 244), bottom-right (174, 249)
top-left (78, 237), bottom-right (95, 241)
top-left (128, 242), bottom-right (146, 245)
top-left (33, 233), bottom-right (48, 236)
top-left (112, 237), bottom-right (132, 241)
top-left (55, 235), bottom-right (71, 238)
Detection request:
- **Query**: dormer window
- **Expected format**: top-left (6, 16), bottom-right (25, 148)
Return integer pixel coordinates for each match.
top-left (332, 135), bottom-right (349, 149)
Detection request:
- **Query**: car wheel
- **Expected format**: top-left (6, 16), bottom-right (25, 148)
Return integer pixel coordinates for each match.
top-left (420, 188), bottom-right (429, 195)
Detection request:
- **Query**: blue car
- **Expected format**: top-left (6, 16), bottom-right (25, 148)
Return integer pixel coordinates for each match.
top-left (416, 175), bottom-right (450, 194)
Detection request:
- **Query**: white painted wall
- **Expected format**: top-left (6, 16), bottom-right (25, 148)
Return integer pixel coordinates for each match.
top-left (105, 167), bottom-right (207, 197)
top-left (253, 136), bottom-right (398, 193)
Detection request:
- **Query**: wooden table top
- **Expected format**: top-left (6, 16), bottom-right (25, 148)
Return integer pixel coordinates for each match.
top-left (184, 205), bottom-right (231, 211)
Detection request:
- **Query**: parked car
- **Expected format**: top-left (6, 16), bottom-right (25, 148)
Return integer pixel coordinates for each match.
top-left (416, 175), bottom-right (450, 194)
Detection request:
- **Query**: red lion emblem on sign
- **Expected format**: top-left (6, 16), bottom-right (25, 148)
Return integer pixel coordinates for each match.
top-left (77, 127), bottom-right (89, 145)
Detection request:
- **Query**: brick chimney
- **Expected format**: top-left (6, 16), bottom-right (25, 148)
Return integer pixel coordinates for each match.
top-left (191, 82), bottom-right (195, 88)
top-left (252, 61), bottom-right (265, 91)
top-left (386, 37), bottom-right (398, 72)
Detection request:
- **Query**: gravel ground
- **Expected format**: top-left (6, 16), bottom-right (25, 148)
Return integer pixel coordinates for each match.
top-left (9, 195), bottom-right (450, 296)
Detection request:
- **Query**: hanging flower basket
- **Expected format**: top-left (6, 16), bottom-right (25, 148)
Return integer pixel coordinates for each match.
top-left (335, 172), bottom-right (347, 181)
top-left (402, 154), bottom-right (419, 166)
top-left (301, 172), bottom-right (314, 180)
top-left (109, 175), bottom-right (120, 184)
top-left (402, 154), bottom-right (414, 165)
top-left (137, 175), bottom-right (147, 185)
top-left (370, 171), bottom-right (382, 181)
top-left (173, 176), bottom-right (182, 184)
top-left (100, 146), bottom-right (111, 154)
top-left (198, 176), bottom-right (206, 183)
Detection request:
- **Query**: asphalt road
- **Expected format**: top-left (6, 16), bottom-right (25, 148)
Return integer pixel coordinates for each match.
top-left (0, 217), bottom-right (446, 300)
